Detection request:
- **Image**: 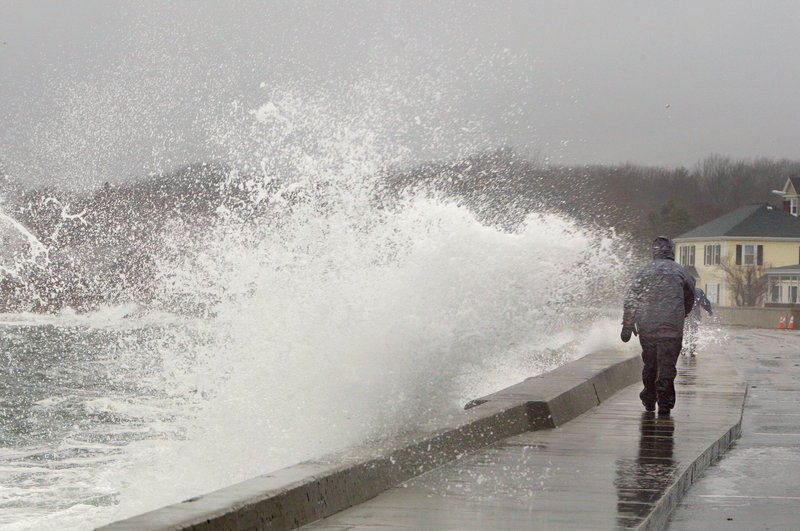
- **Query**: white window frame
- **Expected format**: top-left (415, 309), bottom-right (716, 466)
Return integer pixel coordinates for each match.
top-left (742, 243), bottom-right (758, 266)
top-left (705, 282), bottom-right (720, 304)
top-left (680, 245), bottom-right (695, 266)
top-left (704, 243), bottom-right (721, 266)
top-left (769, 275), bottom-right (800, 303)
top-left (792, 197), bottom-right (798, 216)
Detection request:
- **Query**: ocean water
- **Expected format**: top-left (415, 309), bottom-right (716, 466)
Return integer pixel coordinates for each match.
top-left (0, 91), bottom-right (636, 529)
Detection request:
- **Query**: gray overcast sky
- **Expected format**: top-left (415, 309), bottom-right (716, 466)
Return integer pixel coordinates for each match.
top-left (2, 0), bottom-right (800, 187)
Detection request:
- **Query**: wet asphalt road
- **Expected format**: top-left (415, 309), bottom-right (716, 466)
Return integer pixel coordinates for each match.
top-left (668, 327), bottom-right (800, 531)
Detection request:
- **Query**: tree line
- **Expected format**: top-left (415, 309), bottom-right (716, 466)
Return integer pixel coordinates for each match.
top-left (0, 151), bottom-right (798, 311)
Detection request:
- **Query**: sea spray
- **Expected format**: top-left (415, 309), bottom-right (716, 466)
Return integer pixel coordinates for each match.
top-left (136, 173), bottom-right (634, 505)
top-left (0, 90), bottom-right (636, 530)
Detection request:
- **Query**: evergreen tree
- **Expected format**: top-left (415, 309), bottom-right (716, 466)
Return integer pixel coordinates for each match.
top-left (644, 200), bottom-right (695, 240)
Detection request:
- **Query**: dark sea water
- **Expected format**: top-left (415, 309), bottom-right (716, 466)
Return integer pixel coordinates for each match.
top-left (0, 313), bottom-right (205, 529)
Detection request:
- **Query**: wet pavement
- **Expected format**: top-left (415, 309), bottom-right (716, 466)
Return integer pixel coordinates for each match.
top-left (668, 327), bottom-right (800, 531)
top-left (302, 336), bottom-right (746, 530)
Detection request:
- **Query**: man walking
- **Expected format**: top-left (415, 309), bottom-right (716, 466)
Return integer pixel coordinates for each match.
top-left (621, 236), bottom-right (696, 415)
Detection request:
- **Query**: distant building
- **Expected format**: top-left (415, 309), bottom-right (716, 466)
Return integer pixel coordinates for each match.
top-left (773, 175), bottom-right (800, 217)
top-left (674, 177), bottom-right (800, 307)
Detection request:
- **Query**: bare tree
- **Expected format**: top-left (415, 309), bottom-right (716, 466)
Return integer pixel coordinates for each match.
top-left (695, 155), bottom-right (756, 218)
top-left (719, 257), bottom-right (770, 307)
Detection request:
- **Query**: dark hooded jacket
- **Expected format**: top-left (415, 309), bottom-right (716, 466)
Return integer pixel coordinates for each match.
top-left (622, 237), bottom-right (696, 339)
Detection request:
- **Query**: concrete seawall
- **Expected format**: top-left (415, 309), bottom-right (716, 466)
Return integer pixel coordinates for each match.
top-left (97, 349), bottom-right (643, 531)
top-left (714, 305), bottom-right (800, 328)
top-left (302, 343), bottom-right (746, 530)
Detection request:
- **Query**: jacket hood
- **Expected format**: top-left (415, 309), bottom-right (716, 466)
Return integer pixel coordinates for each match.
top-left (652, 236), bottom-right (675, 260)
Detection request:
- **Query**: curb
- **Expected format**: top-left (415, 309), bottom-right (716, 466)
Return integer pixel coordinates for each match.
top-left (635, 420), bottom-right (744, 531)
top-left (633, 352), bottom-right (747, 531)
top-left (97, 349), bottom-right (642, 531)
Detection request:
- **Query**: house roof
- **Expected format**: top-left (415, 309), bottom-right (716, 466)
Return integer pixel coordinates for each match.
top-left (780, 175), bottom-right (800, 195)
top-left (676, 202), bottom-right (800, 239)
top-left (764, 264), bottom-right (800, 275)
top-left (789, 176), bottom-right (800, 195)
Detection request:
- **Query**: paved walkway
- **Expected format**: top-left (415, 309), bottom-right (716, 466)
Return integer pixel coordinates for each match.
top-left (303, 340), bottom-right (746, 530)
top-left (668, 327), bottom-right (800, 530)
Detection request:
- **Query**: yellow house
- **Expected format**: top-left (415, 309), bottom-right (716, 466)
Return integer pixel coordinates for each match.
top-left (673, 187), bottom-right (800, 307)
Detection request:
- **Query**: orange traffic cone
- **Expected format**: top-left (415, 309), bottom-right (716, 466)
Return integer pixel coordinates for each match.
top-left (779, 315), bottom-right (786, 329)
top-left (789, 316), bottom-right (795, 330)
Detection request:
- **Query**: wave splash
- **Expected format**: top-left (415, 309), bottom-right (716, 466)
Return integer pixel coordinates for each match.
top-left (0, 88), bottom-right (634, 529)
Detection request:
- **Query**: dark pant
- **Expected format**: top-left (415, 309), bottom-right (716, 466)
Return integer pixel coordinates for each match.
top-left (638, 336), bottom-right (682, 409)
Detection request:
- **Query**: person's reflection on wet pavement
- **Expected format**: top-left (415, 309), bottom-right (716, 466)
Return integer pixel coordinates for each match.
top-left (615, 411), bottom-right (676, 527)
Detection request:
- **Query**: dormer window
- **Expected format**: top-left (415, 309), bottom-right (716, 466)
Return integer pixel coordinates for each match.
top-left (773, 176), bottom-right (800, 216)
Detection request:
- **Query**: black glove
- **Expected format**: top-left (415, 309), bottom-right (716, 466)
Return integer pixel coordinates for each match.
top-left (620, 321), bottom-right (637, 343)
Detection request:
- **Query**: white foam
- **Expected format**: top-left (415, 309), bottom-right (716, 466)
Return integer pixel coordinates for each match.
top-left (1, 91), bottom-right (633, 530)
